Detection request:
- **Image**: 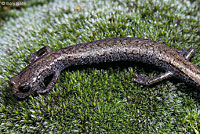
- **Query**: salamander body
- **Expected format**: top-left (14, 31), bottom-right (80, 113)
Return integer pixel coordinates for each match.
top-left (10, 37), bottom-right (200, 99)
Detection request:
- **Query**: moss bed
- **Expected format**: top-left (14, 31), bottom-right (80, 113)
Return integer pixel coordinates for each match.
top-left (0, 0), bottom-right (200, 133)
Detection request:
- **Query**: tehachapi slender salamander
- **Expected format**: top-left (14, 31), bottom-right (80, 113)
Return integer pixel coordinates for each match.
top-left (10, 37), bottom-right (200, 99)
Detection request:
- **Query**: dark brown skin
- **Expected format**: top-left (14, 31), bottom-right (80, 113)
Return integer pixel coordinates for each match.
top-left (10, 37), bottom-right (200, 99)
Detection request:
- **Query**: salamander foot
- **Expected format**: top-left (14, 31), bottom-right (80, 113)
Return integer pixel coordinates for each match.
top-left (132, 71), bottom-right (174, 86)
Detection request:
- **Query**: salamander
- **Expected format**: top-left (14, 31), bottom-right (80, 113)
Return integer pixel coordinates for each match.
top-left (10, 37), bottom-right (200, 99)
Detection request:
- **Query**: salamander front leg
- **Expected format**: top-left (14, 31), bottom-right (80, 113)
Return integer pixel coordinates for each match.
top-left (132, 71), bottom-right (174, 86)
top-left (29, 46), bottom-right (51, 63)
top-left (37, 71), bottom-right (60, 94)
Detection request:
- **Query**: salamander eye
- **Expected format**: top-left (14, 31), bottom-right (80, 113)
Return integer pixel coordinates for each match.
top-left (19, 84), bottom-right (31, 93)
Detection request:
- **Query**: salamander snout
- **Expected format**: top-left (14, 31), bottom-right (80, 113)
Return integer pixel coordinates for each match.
top-left (10, 76), bottom-right (34, 99)
top-left (12, 83), bottom-right (34, 99)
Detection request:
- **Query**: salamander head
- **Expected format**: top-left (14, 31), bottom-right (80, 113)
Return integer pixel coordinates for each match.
top-left (10, 67), bottom-right (37, 99)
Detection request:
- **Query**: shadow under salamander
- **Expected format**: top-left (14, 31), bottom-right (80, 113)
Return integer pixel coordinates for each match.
top-left (3, 60), bottom-right (200, 104)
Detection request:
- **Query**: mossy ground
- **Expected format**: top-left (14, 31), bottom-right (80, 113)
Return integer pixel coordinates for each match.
top-left (0, 0), bottom-right (200, 133)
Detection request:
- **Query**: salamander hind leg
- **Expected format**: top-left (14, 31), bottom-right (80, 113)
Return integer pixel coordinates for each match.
top-left (176, 48), bottom-right (196, 61)
top-left (37, 71), bottom-right (60, 94)
top-left (29, 46), bottom-right (51, 63)
top-left (184, 48), bottom-right (195, 61)
top-left (132, 71), bottom-right (174, 86)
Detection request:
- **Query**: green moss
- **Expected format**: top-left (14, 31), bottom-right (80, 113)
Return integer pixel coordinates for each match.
top-left (0, 0), bottom-right (55, 26)
top-left (0, 0), bottom-right (200, 133)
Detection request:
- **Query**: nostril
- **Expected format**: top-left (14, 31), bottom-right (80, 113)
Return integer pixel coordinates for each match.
top-left (10, 81), bottom-right (14, 88)
top-left (10, 83), bottom-right (14, 88)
